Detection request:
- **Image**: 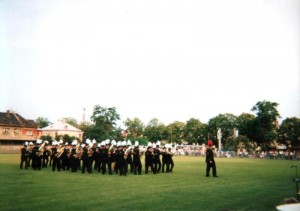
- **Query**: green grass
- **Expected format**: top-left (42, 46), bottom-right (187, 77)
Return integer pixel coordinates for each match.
top-left (0, 154), bottom-right (298, 211)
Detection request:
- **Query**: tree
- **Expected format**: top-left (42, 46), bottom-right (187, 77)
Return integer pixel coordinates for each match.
top-left (277, 117), bottom-right (300, 147)
top-left (86, 105), bottom-right (121, 141)
top-left (144, 118), bottom-right (166, 142)
top-left (62, 117), bottom-right (78, 128)
top-left (251, 100), bottom-right (280, 145)
top-left (182, 118), bottom-right (206, 144)
top-left (40, 135), bottom-right (53, 143)
top-left (166, 121), bottom-right (185, 144)
top-left (207, 113), bottom-right (237, 148)
top-left (35, 117), bottom-right (50, 128)
top-left (123, 117), bottom-right (145, 139)
top-left (236, 113), bottom-right (255, 138)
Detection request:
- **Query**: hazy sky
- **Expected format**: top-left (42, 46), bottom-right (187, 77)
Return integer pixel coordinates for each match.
top-left (1, 0), bottom-right (299, 126)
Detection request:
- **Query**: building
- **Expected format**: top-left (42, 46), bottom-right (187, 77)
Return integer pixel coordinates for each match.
top-left (0, 110), bottom-right (38, 153)
top-left (38, 120), bottom-right (83, 141)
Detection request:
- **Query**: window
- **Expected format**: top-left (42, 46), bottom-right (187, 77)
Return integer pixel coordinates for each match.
top-left (14, 128), bottom-right (20, 135)
top-left (2, 128), bottom-right (9, 135)
top-left (26, 130), bottom-right (33, 136)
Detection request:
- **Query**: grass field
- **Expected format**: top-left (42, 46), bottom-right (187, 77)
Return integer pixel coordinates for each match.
top-left (0, 154), bottom-right (298, 211)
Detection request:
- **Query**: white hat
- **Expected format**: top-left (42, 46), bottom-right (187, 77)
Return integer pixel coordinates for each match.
top-left (147, 142), bottom-right (152, 147)
top-left (71, 141), bottom-right (76, 146)
top-left (100, 141), bottom-right (105, 146)
top-left (117, 141), bottom-right (122, 147)
top-left (127, 140), bottom-right (132, 146)
top-left (92, 139), bottom-right (97, 144)
top-left (65, 142), bottom-right (68, 146)
top-left (105, 139), bottom-right (110, 145)
top-left (122, 141), bottom-right (127, 146)
top-left (73, 140), bottom-right (78, 145)
top-left (156, 140), bottom-right (161, 146)
top-left (81, 143), bottom-right (86, 148)
top-left (89, 142), bottom-right (93, 147)
top-left (29, 142), bottom-right (33, 146)
top-left (152, 143), bottom-right (156, 148)
top-left (97, 143), bottom-right (101, 147)
top-left (134, 141), bottom-right (139, 147)
top-left (59, 139), bottom-right (63, 144)
top-left (36, 139), bottom-right (42, 144)
top-left (24, 141), bottom-right (28, 146)
top-left (86, 138), bottom-right (91, 145)
top-left (111, 140), bottom-right (116, 146)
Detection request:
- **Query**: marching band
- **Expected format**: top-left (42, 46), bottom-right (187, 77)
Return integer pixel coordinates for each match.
top-left (20, 139), bottom-right (175, 176)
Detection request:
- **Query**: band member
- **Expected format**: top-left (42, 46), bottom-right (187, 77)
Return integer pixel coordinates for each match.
top-left (61, 142), bottom-right (70, 171)
top-left (105, 140), bottom-right (113, 175)
top-left (49, 143), bottom-right (55, 167)
top-left (102, 141), bottom-right (109, 175)
top-left (52, 142), bottom-right (61, 171)
top-left (161, 146), bottom-right (168, 173)
top-left (97, 142), bottom-right (104, 173)
top-left (206, 140), bottom-right (217, 177)
top-left (115, 141), bottom-right (127, 176)
top-left (166, 145), bottom-right (174, 173)
top-left (20, 142), bottom-right (29, 169)
top-left (108, 140), bottom-right (117, 175)
top-left (145, 144), bottom-right (154, 174)
top-left (126, 140), bottom-right (133, 173)
top-left (28, 142), bottom-right (34, 168)
top-left (70, 141), bottom-right (79, 172)
top-left (32, 140), bottom-right (42, 170)
top-left (82, 144), bottom-right (92, 174)
top-left (153, 144), bottom-right (161, 174)
top-left (42, 144), bottom-right (50, 168)
top-left (132, 141), bottom-right (142, 175)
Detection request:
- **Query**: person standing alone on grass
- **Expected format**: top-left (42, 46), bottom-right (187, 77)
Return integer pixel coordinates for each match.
top-left (206, 140), bottom-right (217, 177)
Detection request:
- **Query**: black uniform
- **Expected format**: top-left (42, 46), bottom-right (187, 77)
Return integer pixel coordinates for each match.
top-left (206, 147), bottom-right (217, 177)
top-left (126, 149), bottom-right (133, 173)
top-left (42, 148), bottom-right (50, 168)
top-left (70, 147), bottom-right (79, 172)
top-left (116, 147), bottom-right (127, 176)
top-left (161, 149), bottom-right (167, 173)
top-left (81, 147), bottom-right (92, 174)
top-left (145, 148), bottom-right (154, 174)
top-left (153, 147), bottom-right (161, 174)
top-left (20, 146), bottom-right (29, 169)
top-left (133, 146), bottom-right (142, 175)
top-left (52, 147), bottom-right (61, 171)
top-left (166, 149), bottom-right (174, 173)
top-left (32, 146), bottom-right (42, 170)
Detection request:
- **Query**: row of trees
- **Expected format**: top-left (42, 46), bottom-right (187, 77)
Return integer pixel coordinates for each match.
top-left (35, 100), bottom-right (300, 151)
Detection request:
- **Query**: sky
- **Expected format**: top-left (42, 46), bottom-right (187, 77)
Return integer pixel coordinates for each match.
top-left (0, 0), bottom-right (299, 127)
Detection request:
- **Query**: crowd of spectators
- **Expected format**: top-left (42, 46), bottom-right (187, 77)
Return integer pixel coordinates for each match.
top-left (171, 146), bottom-right (300, 160)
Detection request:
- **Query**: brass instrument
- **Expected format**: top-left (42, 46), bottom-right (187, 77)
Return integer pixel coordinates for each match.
top-left (36, 142), bottom-right (45, 156)
top-left (57, 146), bottom-right (65, 158)
top-left (124, 146), bottom-right (132, 159)
top-left (74, 144), bottom-right (82, 159)
top-left (87, 145), bottom-right (93, 157)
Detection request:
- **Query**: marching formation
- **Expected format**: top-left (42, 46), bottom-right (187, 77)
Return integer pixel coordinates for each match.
top-left (20, 139), bottom-right (175, 176)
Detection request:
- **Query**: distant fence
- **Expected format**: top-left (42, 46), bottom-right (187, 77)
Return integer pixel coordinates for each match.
top-left (0, 143), bottom-right (22, 154)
